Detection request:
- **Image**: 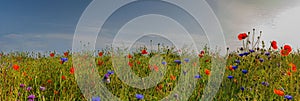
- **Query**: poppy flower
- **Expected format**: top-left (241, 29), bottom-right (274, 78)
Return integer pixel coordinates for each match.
top-left (153, 65), bottom-right (159, 72)
top-left (54, 90), bottom-right (59, 95)
top-left (64, 51), bottom-right (69, 57)
top-left (284, 95), bottom-right (293, 100)
top-left (127, 54), bottom-right (132, 58)
top-left (287, 71), bottom-right (291, 76)
top-left (274, 89), bottom-right (284, 96)
top-left (70, 67), bottom-right (75, 74)
top-left (62, 75), bottom-right (66, 80)
top-left (170, 75), bottom-right (176, 81)
top-left (198, 53), bottom-right (204, 58)
top-left (271, 41), bottom-right (278, 49)
top-left (50, 53), bottom-right (55, 57)
top-left (92, 97), bottom-right (101, 101)
top-left (281, 45), bottom-right (292, 56)
top-left (13, 64), bottom-right (20, 71)
top-left (97, 60), bottom-right (103, 66)
top-left (205, 69), bottom-right (210, 75)
top-left (228, 65), bottom-right (234, 71)
top-left (200, 50), bottom-right (205, 54)
top-left (128, 62), bottom-right (133, 67)
top-left (289, 63), bottom-right (297, 72)
top-left (141, 49), bottom-right (148, 54)
top-left (47, 79), bottom-right (52, 83)
top-left (238, 33), bottom-right (248, 40)
top-left (136, 94), bottom-right (144, 100)
top-left (98, 52), bottom-right (103, 57)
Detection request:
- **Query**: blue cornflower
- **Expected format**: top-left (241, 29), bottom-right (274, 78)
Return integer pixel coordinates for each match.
top-left (259, 58), bottom-right (264, 62)
top-left (107, 70), bottom-right (114, 75)
top-left (265, 52), bottom-right (270, 56)
top-left (195, 75), bottom-right (201, 79)
top-left (284, 95), bottom-right (293, 100)
top-left (227, 75), bottom-right (234, 79)
top-left (241, 87), bottom-right (245, 91)
top-left (242, 70), bottom-right (248, 74)
top-left (162, 61), bottom-right (166, 65)
top-left (92, 96), bottom-right (101, 101)
top-left (183, 70), bottom-right (187, 75)
top-left (136, 94), bottom-right (144, 100)
top-left (249, 49), bottom-right (255, 53)
top-left (184, 58), bottom-right (189, 62)
top-left (239, 53), bottom-right (244, 57)
top-left (61, 57), bottom-right (68, 64)
top-left (243, 52), bottom-right (250, 56)
top-left (235, 60), bottom-right (240, 64)
top-left (261, 82), bottom-right (269, 86)
top-left (174, 60), bottom-right (181, 64)
top-left (232, 65), bottom-right (238, 70)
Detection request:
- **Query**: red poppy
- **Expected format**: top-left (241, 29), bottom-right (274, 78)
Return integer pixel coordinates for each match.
top-left (62, 75), bottom-right (66, 80)
top-left (238, 33), bottom-right (248, 40)
top-left (97, 60), bottom-right (103, 66)
top-left (70, 67), bottom-right (75, 74)
top-left (137, 61), bottom-right (141, 65)
top-left (170, 75), bottom-right (176, 81)
top-left (205, 69), bottom-right (210, 75)
top-left (287, 71), bottom-right (291, 76)
top-left (289, 63), bottom-right (297, 72)
top-left (271, 41), bottom-right (278, 49)
top-left (228, 65), bottom-right (234, 71)
top-left (47, 79), bottom-right (52, 83)
top-left (128, 54), bottom-right (132, 58)
top-left (200, 50), bottom-right (205, 54)
top-left (128, 62), bottom-right (133, 67)
top-left (50, 53), bottom-right (55, 57)
top-left (141, 49), bottom-right (148, 54)
top-left (274, 89), bottom-right (284, 96)
top-left (98, 52), bottom-right (103, 57)
top-left (13, 64), bottom-right (20, 71)
top-left (64, 52), bottom-right (69, 57)
top-left (284, 45), bottom-right (292, 52)
top-left (153, 65), bottom-right (159, 72)
top-left (280, 45), bottom-right (292, 56)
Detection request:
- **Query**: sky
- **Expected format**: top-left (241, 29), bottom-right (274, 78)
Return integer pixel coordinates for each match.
top-left (1, 0), bottom-right (300, 53)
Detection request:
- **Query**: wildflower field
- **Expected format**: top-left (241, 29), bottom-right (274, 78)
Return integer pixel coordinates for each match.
top-left (0, 30), bottom-right (299, 101)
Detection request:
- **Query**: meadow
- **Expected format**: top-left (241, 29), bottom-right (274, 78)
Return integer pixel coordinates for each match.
top-left (0, 30), bottom-right (299, 101)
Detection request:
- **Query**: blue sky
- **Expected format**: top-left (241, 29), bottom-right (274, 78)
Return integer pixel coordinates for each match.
top-left (0, 0), bottom-right (91, 52)
top-left (1, 0), bottom-right (300, 53)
